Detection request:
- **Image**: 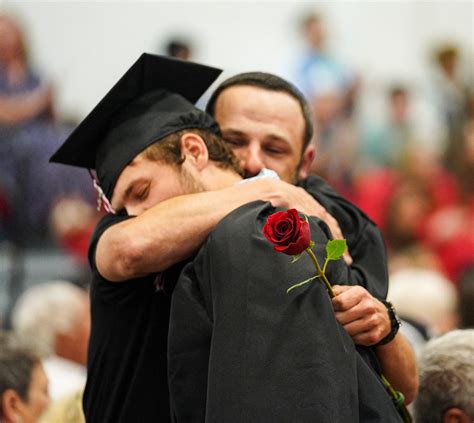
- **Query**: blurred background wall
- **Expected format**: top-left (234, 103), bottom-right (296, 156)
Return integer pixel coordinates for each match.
top-left (4, 1), bottom-right (473, 120)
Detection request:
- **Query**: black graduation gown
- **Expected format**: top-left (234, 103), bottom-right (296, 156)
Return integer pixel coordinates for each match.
top-left (299, 175), bottom-right (388, 300)
top-left (168, 201), bottom-right (402, 423)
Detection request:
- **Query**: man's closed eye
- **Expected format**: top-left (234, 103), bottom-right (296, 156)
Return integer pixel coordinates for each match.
top-left (133, 185), bottom-right (149, 201)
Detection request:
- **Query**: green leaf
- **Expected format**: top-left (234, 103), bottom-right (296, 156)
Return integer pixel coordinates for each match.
top-left (326, 239), bottom-right (347, 261)
top-left (309, 240), bottom-right (315, 249)
top-left (290, 253), bottom-right (303, 263)
top-left (286, 275), bottom-right (320, 294)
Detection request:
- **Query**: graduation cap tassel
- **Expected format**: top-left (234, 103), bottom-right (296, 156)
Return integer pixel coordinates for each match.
top-left (88, 170), bottom-right (116, 214)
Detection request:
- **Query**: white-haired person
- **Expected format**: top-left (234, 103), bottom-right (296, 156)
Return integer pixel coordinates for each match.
top-left (11, 281), bottom-right (90, 401)
top-left (388, 268), bottom-right (458, 354)
top-left (413, 329), bottom-right (474, 423)
top-left (0, 332), bottom-right (50, 423)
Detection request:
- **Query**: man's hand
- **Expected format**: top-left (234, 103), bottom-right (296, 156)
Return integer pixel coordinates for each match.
top-left (332, 285), bottom-right (390, 346)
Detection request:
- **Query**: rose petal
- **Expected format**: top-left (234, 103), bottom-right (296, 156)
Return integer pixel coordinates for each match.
top-left (263, 209), bottom-right (311, 255)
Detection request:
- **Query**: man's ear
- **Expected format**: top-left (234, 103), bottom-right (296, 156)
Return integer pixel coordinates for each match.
top-left (298, 144), bottom-right (315, 180)
top-left (180, 132), bottom-right (209, 171)
top-left (2, 389), bottom-right (24, 421)
top-left (443, 407), bottom-right (471, 423)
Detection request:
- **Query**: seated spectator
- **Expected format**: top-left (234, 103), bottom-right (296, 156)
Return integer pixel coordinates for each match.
top-left (0, 331), bottom-right (50, 423)
top-left (49, 197), bottom-right (100, 266)
top-left (419, 119), bottom-right (474, 283)
top-left (350, 167), bottom-right (398, 228)
top-left (388, 268), bottom-right (458, 353)
top-left (413, 329), bottom-right (474, 423)
top-left (0, 13), bottom-right (93, 242)
top-left (388, 244), bottom-right (442, 277)
top-left (402, 146), bottom-right (460, 211)
top-left (421, 201), bottom-right (474, 284)
top-left (11, 281), bottom-right (89, 401)
top-left (39, 390), bottom-right (85, 423)
top-left (430, 44), bottom-right (470, 170)
top-left (383, 179), bottom-right (432, 253)
top-left (359, 85), bottom-right (414, 171)
top-left (353, 141), bottom-right (461, 240)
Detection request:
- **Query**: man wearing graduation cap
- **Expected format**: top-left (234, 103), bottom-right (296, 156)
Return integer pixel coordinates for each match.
top-left (50, 54), bottom-right (331, 422)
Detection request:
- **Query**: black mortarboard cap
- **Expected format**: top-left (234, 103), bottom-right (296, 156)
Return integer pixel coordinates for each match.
top-left (50, 53), bottom-right (222, 202)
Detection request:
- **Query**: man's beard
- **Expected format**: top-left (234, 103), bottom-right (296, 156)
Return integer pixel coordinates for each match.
top-left (179, 166), bottom-right (206, 194)
top-left (289, 166), bottom-right (300, 185)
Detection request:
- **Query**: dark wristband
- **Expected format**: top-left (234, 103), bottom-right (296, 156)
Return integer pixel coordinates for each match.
top-left (374, 300), bottom-right (401, 346)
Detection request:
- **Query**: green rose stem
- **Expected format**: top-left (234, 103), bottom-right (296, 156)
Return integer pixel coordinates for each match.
top-left (305, 248), bottom-right (336, 298)
top-left (286, 239), bottom-right (346, 295)
top-left (380, 374), bottom-right (412, 422)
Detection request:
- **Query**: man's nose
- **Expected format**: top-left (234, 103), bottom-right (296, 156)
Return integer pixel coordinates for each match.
top-left (242, 146), bottom-right (264, 177)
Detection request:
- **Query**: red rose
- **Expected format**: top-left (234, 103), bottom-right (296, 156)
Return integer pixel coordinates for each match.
top-left (263, 208), bottom-right (311, 256)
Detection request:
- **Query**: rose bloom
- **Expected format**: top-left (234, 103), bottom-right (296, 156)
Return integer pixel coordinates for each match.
top-left (263, 208), bottom-right (311, 255)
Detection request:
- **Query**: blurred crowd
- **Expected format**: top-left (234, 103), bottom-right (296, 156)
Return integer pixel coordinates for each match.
top-left (292, 13), bottom-right (473, 357)
top-left (0, 15), bottom-right (95, 247)
top-left (0, 9), bottom-right (473, 422)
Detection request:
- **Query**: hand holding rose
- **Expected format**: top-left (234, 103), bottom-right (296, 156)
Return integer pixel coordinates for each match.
top-left (332, 285), bottom-right (391, 346)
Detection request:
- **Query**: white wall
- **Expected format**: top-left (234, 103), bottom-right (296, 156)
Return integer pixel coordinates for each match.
top-left (3, 0), bottom-right (473, 120)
